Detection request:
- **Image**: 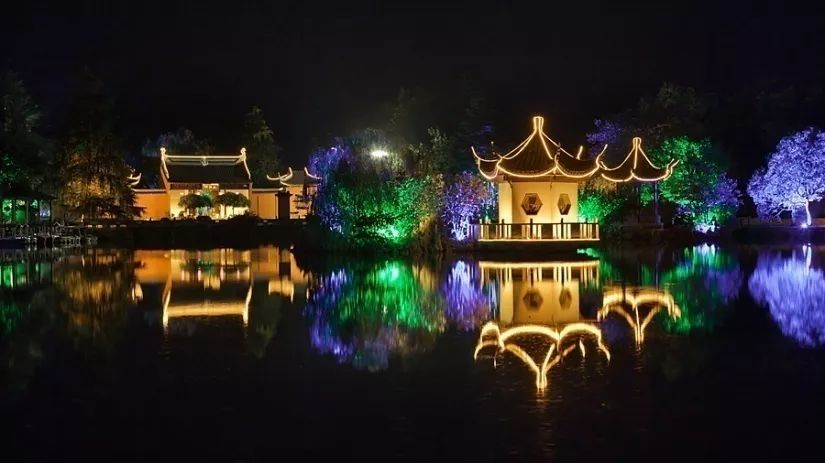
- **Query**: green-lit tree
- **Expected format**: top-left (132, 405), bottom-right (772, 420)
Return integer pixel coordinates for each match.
top-left (577, 176), bottom-right (630, 227)
top-left (651, 136), bottom-right (740, 228)
top-left (56, 70), bottom-right (135, 221)
top-left (241, 106), bottom-right (282, 184)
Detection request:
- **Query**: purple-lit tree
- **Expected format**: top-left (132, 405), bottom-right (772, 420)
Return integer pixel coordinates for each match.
top-left (747, 128), bottom-right (825, 225)
top-left (307, 140), bottom-right (353, 180)
top-left (441, 172), bottom-right (495, 242)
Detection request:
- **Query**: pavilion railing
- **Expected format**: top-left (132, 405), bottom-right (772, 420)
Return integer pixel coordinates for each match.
top-left (472, 220), bottom-right (600, 241)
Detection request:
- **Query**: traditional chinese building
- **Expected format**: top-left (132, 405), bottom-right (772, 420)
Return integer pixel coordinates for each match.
top-left (472, 116), bottom-right (676, 242)
top-left (265, 167), bottom-right (322, 219)
top-left (132, 147), bottom-right (320, 220)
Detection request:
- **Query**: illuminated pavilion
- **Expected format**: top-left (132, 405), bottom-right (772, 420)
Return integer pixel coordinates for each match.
top-left (472, 116), bottom-right (676, 242)
top-left (132, 147), bottom-right (320, 220)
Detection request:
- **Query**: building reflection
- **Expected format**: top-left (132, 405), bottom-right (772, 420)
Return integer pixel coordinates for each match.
top-left (598, 286), bottom-right (681, 345)
top-left (133, 247), bottom-right (309, 356)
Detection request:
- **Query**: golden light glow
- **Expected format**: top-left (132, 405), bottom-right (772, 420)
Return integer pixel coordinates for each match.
top-left (474, 321), bottom-right (610, 390)
top-left (597, 286), bottom-right (681, 345)
top-left (473, 116), bottom-right (602, 181)
top-left (599, 137), bottom-right (679, 183)
top-left (160, 146), bottom-right (252, 183)
top-left (127, 171), bottom-right (142, 187)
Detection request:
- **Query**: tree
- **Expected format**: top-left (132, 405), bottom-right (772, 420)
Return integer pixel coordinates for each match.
top-left (241, 106), bottom-right (282, 184)
top-left (441, 172), bottom-right (495, 241)
top-left (178, 192), bottom-right (212, 217)
top-left (578, 176), bottom-right (629, 226)
top-left (56, 70), bottom-right (135, 221)
top-left (215, 191), bottom-right (250, 217)
top-left (0, 71), bottom-right (50, 190)
top-left (587, 83), bottom-right (713, 156)
top-left (651, 136), bottom-right (740, 228)
top-left (747, 128), bottom-right (825, 225)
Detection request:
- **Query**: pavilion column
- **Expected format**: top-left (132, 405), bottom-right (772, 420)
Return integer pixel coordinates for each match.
top-left (653, 182), bottom-right (660, 225)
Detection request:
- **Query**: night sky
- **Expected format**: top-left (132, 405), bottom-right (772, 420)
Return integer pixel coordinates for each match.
top-left (3, 1), bottom-right (824, 166)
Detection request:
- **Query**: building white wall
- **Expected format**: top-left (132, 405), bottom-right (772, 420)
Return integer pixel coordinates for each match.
top-left (499, 181), bottom-right (578, 223)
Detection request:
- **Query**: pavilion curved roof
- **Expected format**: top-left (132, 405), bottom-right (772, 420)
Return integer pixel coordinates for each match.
top-left (598, 137), bottom-right (678, 182)
top-left (473, 116), bottom-right (603, 181)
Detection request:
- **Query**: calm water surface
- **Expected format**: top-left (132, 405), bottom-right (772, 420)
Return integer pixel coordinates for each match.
top-left (2, 245), bottom-right (825, 461)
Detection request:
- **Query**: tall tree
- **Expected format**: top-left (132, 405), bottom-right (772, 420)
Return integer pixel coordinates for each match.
top-left (587, 83), bottom-right (713, 157)
top-left (652, 136), bottom-right (741, 228)
top-left (241, 106), bottom-right (282, 184)
top-left (0, 71), bottom-right (50, 189)
top-left (56, 70), bottom-right (134, 220)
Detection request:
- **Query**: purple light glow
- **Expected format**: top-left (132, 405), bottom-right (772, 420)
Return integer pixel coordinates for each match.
top-left (442, 172), bottom-right (496, 242)
top-left (441, 260), bottom-right (491, 331)
top-left (749, 251), bottom-right (825, 347)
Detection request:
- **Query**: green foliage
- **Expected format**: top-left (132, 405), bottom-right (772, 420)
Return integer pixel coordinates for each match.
top-left (651, 136), bottom-right (739, 226)
top-left (577, 176), bottom-right (627, 225)
top-left (215, 191), bottom-right (250, 216)
top-left (241, 106), bottom-right (282, 184)
top-left (178, 192), bottom-right (212, 215)
top-left (317, 170), bottom-right (443, 248)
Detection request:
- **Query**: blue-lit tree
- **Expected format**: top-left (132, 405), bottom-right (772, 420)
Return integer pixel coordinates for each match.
top-left (748, 128), bottom-right (825, 225)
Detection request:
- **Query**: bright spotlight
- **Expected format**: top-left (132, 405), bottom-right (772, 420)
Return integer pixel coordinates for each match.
top-left (370, 149), bottom-right (389, 159)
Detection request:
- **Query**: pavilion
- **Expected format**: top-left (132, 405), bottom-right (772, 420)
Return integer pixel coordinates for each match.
top-left (472, 116), bottom-right (676, 242)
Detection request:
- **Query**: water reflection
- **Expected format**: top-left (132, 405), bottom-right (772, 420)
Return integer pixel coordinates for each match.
top-left (306, 261), bottom-right (444, 371)
top-left (132, 247), bottom-right (308, 356)
top-left (598, 287), bottom-right (681, 345)
top-left (441, 260), bottom-right (491, 330)
top-left (749, 247), bottom-right (825, 347)
top-left (474, 321), bottom-right (610, 390)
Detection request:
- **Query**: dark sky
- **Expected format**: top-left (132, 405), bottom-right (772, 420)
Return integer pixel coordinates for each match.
top-left (3, 1), bottom-right (824, 166)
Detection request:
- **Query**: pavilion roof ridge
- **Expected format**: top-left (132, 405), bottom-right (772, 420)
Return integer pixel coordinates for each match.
top-left (598, 137), bottom-right (678, 182)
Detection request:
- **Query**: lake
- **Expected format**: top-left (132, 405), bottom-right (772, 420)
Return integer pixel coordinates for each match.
top-left (2, 245), bottom-right (825, 461)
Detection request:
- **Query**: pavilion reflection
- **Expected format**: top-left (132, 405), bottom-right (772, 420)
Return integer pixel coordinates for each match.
top-left (597, 286), bottom-right (681, 345)
top-left (479, 259), bottom-right (600, 325)
top-left (474, 321), bottom-right (610, 390)
top-left (473, 259), bottom-right (608, 390)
